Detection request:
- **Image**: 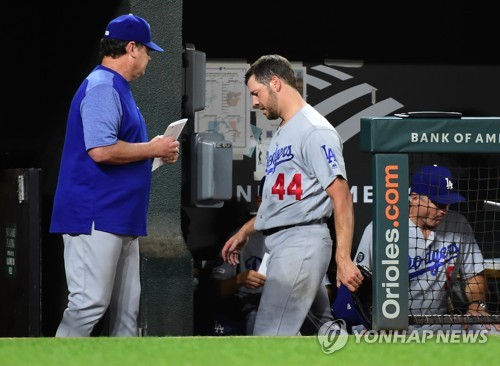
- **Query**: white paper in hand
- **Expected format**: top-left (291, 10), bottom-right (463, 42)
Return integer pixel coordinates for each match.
top-left (152, 118), bottom-right (188, 171)
top-left (258, 252), bottom-right (270, 275)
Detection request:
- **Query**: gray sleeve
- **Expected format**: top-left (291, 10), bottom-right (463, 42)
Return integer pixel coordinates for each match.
top-left (304, 128), bottom-right (347, 190)
top-left (81, 84), bottom-right (123, 150)
top-left (355, 222), bottom-right (373, 269)
top-left (459, 221), bottom-right (485, 279)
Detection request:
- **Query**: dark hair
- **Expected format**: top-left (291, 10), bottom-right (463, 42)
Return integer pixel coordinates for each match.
top-left (98, 38), bottom-right (130, 59)
top-left (244, 54), bottom-right (298, 90)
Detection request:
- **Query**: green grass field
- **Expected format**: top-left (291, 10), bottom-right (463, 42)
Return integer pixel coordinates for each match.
top-left (1, 335), bottom-right (499, 366)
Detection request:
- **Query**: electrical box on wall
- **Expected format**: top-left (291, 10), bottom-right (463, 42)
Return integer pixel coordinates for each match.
top-left (182, 43), bottom-right (206, 121)
top-left (190, 132), bottom-right (233, 208)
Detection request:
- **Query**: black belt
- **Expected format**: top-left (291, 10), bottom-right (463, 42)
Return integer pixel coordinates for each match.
top-left (262, 217), bottom-right (329, 236)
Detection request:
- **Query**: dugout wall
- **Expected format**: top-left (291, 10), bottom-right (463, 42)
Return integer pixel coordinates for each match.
top-left (361, 115), bottom-right (500, 330)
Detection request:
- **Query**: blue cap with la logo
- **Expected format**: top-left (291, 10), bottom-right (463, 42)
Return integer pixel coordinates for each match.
top-left (411, 165), bottom-right (465, 204)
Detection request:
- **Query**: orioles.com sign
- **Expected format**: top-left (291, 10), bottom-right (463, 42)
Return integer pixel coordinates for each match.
top-left (380, 164), bottom-right (402, 319)
top-left (372, 154), bottom-right (409, 330)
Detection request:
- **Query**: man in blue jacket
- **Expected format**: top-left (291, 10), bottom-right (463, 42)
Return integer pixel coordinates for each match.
top-left (50, 14), bottom-right (179, 337)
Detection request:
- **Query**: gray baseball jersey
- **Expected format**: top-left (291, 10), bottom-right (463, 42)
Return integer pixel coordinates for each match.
top-left (254, 104), bottom-right (347, 231)
top-left (251, 104), bottom-right (345, 335)
top-left (355, 211), bottom-right (484, 315)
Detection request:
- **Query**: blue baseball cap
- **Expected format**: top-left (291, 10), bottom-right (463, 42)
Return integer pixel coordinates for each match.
top-left (411, 165), bottom-right (465, 204)
top-left (104, 14), bottom-right (164, 52)
top-left (332, 284), bottom-right (370, 329)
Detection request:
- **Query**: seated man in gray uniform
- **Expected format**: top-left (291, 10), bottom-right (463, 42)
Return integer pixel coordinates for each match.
top-left (342, 165), bottom-right (500, 333)
top-left (211, 178), bottom-right (268, 335)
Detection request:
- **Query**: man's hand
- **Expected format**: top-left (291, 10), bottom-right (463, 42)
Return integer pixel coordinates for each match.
top-left (238, 270), bottom-right (266, 290)
top-left (222, 216), bottom-right (256, 265)
top-left (221, 228), bottom-right (250, 265)
top-left (151, 135), bottom-right (180, 164)
top-left (336, 258), bottom-right (364, 292)
top-left (466, 302), bottom-right (500, 331)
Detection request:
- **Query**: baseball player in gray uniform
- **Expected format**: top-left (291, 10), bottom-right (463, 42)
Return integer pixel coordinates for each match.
top-left (212, 177), bottom-right (267, 335)
top-left (355, 165), bottom-right (500, 332)
top-left (212, 230), bottom-right (267, 335)
top-left (222, 54), bottom-right (362, 336)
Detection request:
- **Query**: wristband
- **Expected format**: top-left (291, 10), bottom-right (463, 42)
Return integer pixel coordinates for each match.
top-left (470, 300), bottom-right (488, 311)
